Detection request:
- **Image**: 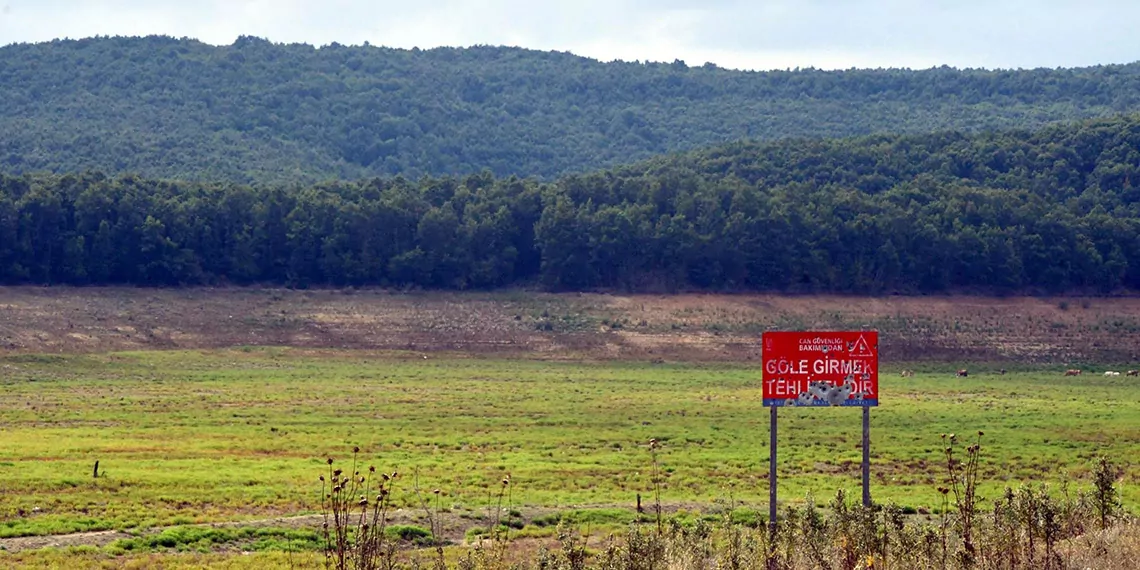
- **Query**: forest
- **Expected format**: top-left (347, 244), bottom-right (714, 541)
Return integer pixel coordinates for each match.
top-left (3, 36), bottom-right (1140, 182)
top-left (4, 114), bottom-right (1140, 293)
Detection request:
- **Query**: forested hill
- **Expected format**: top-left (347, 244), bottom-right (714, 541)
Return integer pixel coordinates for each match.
top-left (3, 36), bottom-right (1140, 182)
top-left (4, 114), bottom-right (1140, 293)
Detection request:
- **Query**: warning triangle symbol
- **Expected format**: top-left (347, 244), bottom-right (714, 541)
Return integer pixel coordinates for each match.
top-left (849, 335), bottom-right (874, 357)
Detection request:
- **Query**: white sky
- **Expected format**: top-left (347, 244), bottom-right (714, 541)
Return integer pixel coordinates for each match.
top-left (1, 0), bottom-right (1138, 70)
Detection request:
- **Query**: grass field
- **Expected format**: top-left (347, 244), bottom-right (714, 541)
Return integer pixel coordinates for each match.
top-left (0, 348), bottom-right (1136, 546)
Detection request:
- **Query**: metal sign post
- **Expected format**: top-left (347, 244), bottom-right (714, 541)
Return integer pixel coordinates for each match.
top-left (769, 405), bottom-right (777, 532)
top-left (762, 331), bottom-right (880, 521)
top-left (862, 404), bottom-right (870, 507)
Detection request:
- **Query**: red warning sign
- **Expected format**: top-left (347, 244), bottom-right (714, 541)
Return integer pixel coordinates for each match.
top-left (762, 331), bottom-right (879, 407)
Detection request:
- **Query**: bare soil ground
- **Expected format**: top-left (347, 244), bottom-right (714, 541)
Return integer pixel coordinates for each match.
top-left (0, 502), bottom-right (690, 553)
top-left (3, 287), bottom-right (1140, 363)
top-left (0, 530), bottom-right (133, 553)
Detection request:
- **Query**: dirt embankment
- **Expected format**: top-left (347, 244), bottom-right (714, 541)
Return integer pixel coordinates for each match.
top-left (2, 287), bottom-right (1140, 363)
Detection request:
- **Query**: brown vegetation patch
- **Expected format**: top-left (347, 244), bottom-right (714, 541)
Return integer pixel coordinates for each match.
top-left (4, 287), bottom-right (1140, 363)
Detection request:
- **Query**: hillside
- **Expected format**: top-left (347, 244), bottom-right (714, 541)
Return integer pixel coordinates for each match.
top-left (4, 115), bottom-right (1140, 293)
top-left (2, 287), bottom-right (1139, 364)
top-left (2, 36), bottom-right (1140, 181)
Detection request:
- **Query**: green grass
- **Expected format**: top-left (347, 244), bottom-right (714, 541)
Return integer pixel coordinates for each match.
top-left (107, 526), bottom-right (321, 554)
top-left (0, 349), bottom-right (1136, 539)
top-left (384, 525), bottom-right (433, 544)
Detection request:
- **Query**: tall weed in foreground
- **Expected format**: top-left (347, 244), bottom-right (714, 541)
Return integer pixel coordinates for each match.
top-left (321, 448), bottom-right (399, 570)
top-left (943, 431), bottom-right (983, 567)
top-left (317, 442), bottom-right (1132, 570)
top-left (1093, 455), bottom-right (1125, 530)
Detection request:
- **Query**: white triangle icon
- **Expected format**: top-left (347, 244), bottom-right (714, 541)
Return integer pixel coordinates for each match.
top-left (849, 335), bottom-right (873, 357)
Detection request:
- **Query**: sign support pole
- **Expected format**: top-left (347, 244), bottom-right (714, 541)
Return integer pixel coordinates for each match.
top-left (862, 404), bottom-right (871, 507)
top-left (769, 405), bottom-right (778, 532)
top-left (762, 331), bottom-right (878, 516)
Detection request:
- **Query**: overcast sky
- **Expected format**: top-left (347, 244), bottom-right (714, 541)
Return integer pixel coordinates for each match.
top-left (1, 1), bottom-right (1138, 70)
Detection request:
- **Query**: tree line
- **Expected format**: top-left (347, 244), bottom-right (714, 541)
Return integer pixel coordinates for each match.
top-left (4, 115), bottom-right (1140, 292)
top-left (4, 36), bottom-right (1140, 182)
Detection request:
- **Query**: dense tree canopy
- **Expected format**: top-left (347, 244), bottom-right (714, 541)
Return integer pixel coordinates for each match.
top-left (4, 115), bottom-right (1140, 293)
top-left (3, 36), bottom-right (1140, 182)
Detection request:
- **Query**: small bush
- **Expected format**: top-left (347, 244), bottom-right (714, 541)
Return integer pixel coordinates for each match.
top-left (729, 508), bottom-right (762, 528)
top-left (531, 513), bottom-right (561, 528)
top-left (385, 524), bottom-right (431, 543)
top-left (1092, 456), bottom-right (1123, 530)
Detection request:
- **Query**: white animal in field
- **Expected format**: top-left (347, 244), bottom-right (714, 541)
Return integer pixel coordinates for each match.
top-left (1104, 371), bottom-right (1121, 376)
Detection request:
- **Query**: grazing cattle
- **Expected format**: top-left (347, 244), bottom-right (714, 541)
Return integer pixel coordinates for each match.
top-left (1127, 370), bottom-right (1139, 377)
top-left (999, 369), bottom-right (1007, 375)
top-left (1108, 371), bottom-right (1122, 376)
top-left (1064, 369), bottom-right (1082, 376)
top-left (955, 369), bottom-right (968, 377)
top-left (900, 370), bottom-right (915, 378)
